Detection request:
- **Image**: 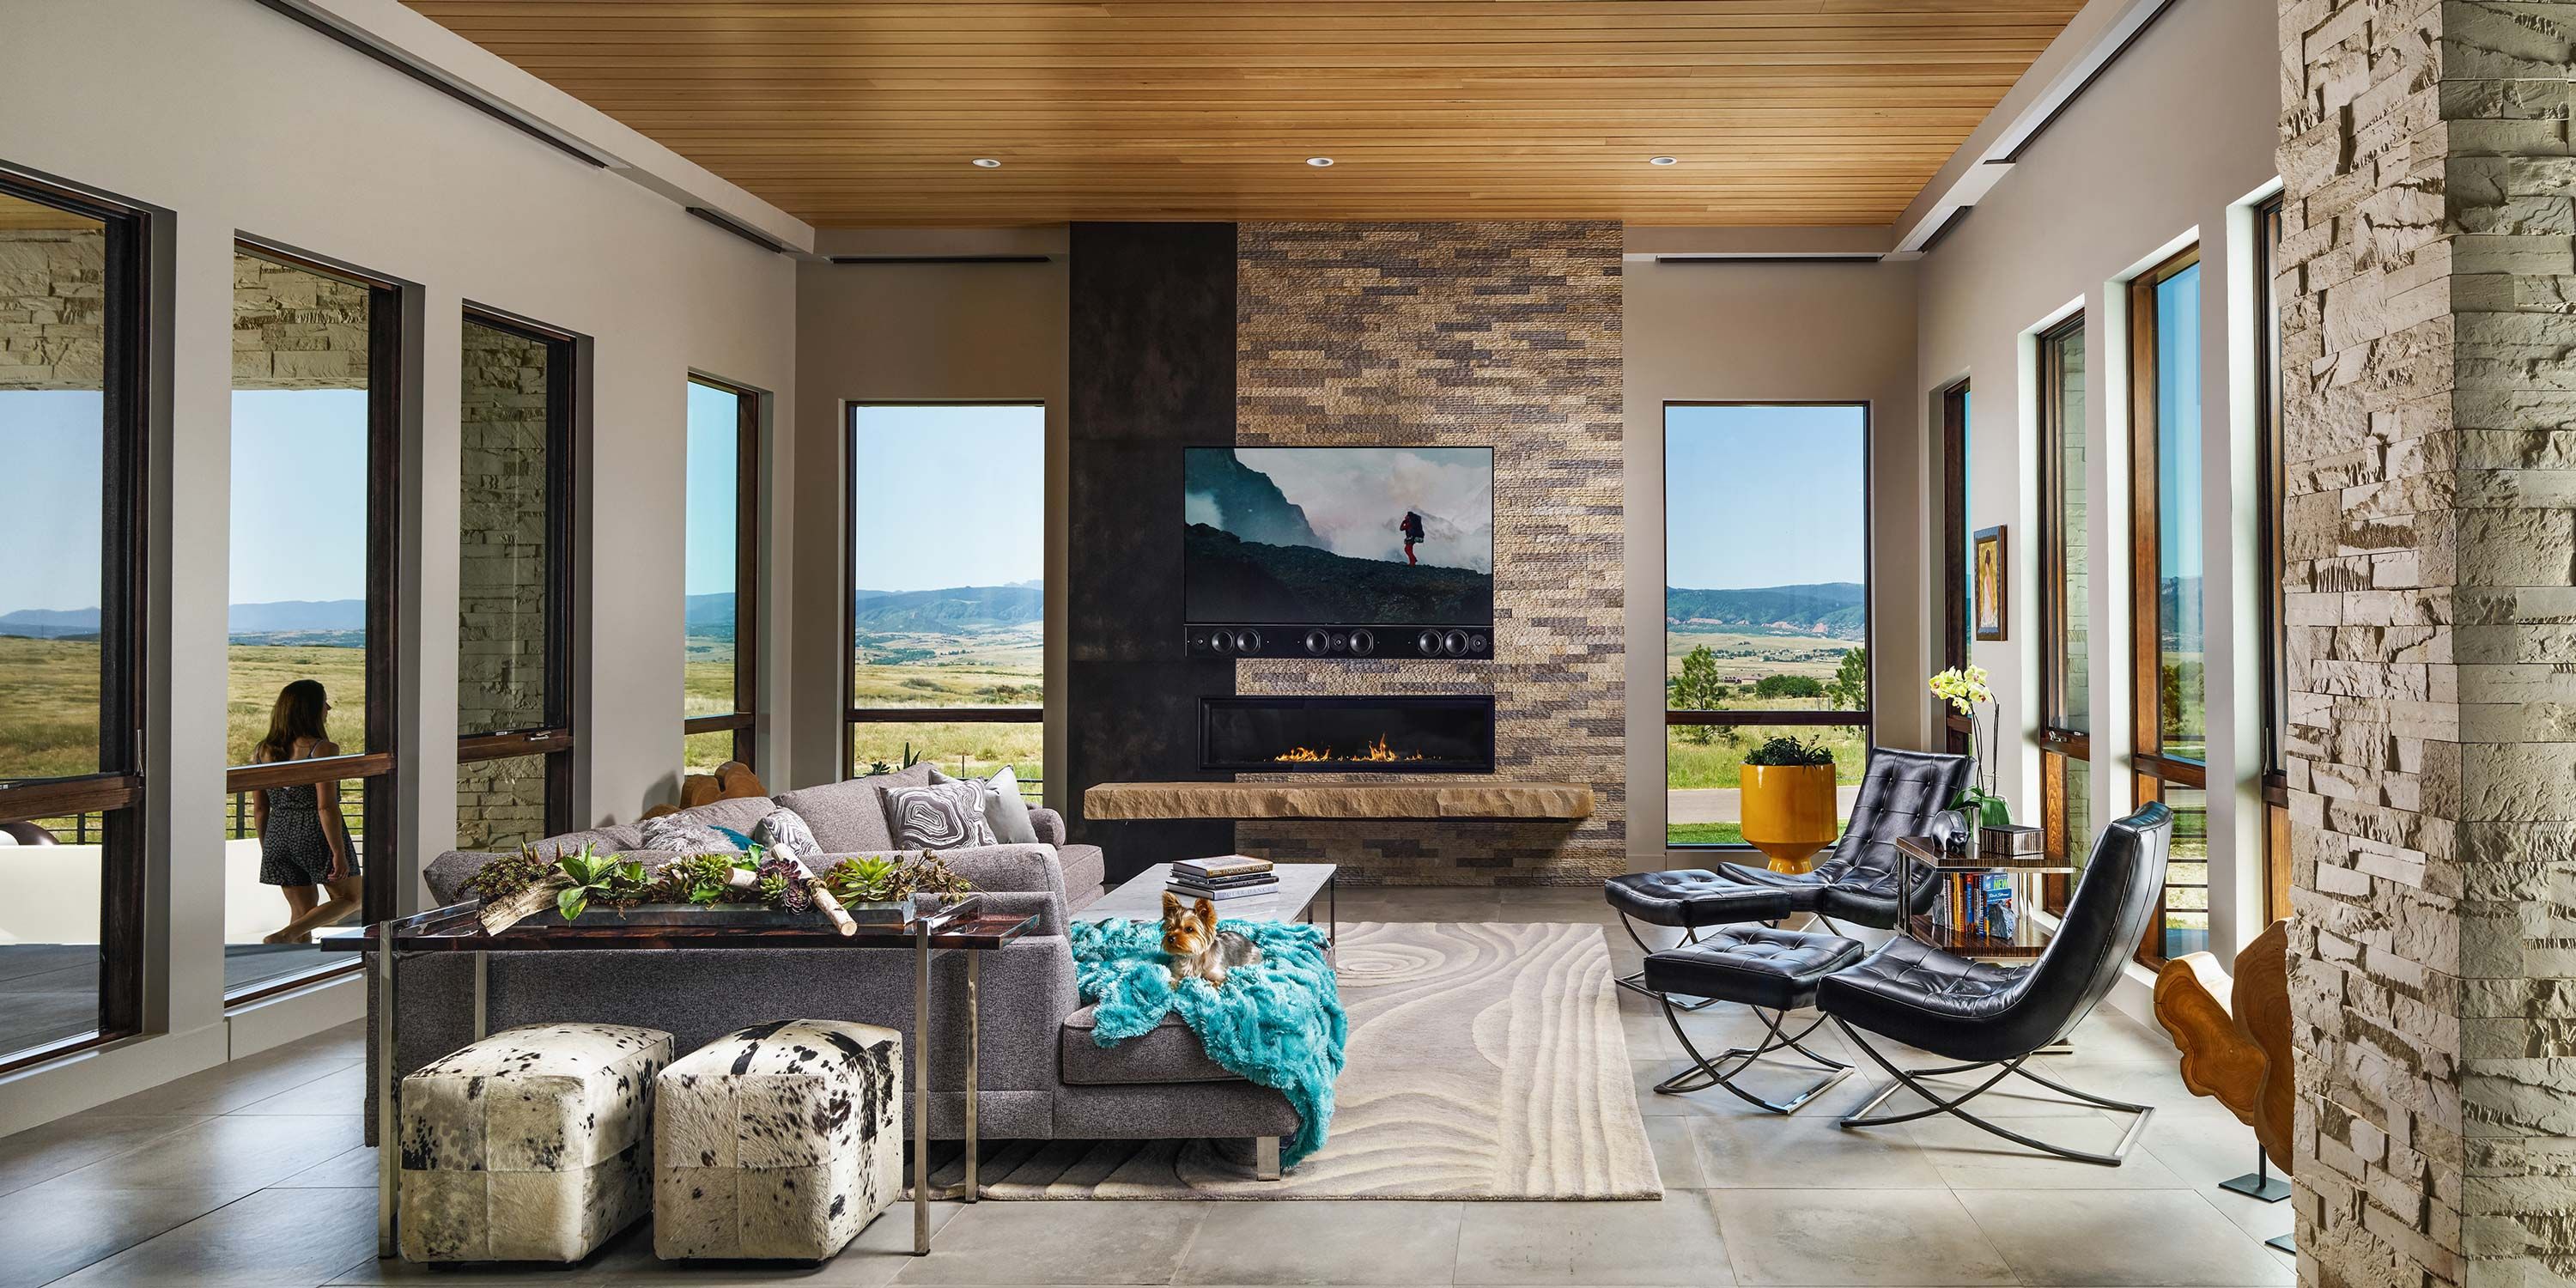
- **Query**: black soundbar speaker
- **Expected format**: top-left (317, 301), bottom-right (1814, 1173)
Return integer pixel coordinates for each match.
top-left (1185, 624), bottom-right (1492, 660)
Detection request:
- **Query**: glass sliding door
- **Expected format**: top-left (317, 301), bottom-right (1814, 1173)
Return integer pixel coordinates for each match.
top-left (2130, 246), bottom-right (2208, 963)
top-left (0, 173), bottom-right (148, 1068)
top-left (224, 245), bottom-right (401, 996)
top-left (458, 312), bottom-right (576, 850)
top-left (1939, 380), bottom-right (1972, 755)
top-left (684, 378), bottom-right (758, 773)
top-left (1664, 403), bottom-right (1871, 848)
top-left (847, 404), bottom-right (1044, 793)
top-left (2038, 318), bottom-right (2091, 909)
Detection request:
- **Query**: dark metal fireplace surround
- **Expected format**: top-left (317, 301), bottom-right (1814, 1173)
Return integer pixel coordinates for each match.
top-left (1200, 696), bottom-right (1497, 774)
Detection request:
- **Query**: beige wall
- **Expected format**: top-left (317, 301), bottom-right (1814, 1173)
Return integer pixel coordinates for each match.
top-left (1911, 0), bottom-right (2278, 957)
top-left (789, 242), bottom-right (1070, 799)
top-left (0, 0), bottom-right (794, 1131)
top-left (1622, 258), bottom-right (1925, 865)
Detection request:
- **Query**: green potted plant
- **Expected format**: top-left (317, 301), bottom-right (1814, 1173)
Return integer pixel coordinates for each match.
top-left (1738, 735), bottom-right (1840, 873)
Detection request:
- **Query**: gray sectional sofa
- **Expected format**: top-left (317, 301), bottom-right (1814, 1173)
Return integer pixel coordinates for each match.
top-left (369, 763), bottom-right (1303, 1158)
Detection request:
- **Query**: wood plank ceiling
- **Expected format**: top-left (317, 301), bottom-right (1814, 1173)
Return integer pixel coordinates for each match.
top-left (401, 1), bottom-right (2086, 228)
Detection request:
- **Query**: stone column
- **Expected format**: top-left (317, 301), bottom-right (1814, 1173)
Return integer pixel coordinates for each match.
top-left (2278, 3), bottom-right (2576, 1285)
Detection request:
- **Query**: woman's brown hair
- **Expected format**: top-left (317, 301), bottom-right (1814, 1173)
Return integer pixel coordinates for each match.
top-left (257, 679), bottom-right (330, 762)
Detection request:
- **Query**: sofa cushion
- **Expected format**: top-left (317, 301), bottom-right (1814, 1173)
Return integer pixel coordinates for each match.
top-left (1058, 843), bottom-right (1106, 909)
top-left (1059, 1006), bottom-right (1242, 1086)
top-left (662, 796), bottom-right (780, 838)
top-left (1029, 808), bottom-right (1066, 847)
top-left (777, 764), bottom-right (932, 853)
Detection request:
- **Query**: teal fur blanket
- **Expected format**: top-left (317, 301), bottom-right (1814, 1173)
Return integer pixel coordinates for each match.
top-left (1067, 917), bottom-right (1346, 1167)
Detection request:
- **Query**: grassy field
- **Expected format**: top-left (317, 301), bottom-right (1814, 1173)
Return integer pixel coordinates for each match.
top-left (848, 626), bottom-right (1044, 787)
top-left (1665, 626), bottom-right (1855, 688)
top-left (1667, 717), bottom-right (1867, 790)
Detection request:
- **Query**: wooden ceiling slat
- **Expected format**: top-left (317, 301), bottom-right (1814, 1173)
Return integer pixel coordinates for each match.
top-left (400, 0), bottom-right (2081, 226)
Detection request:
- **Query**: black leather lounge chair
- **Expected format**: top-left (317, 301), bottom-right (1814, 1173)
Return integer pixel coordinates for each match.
top-left (1820, 800), bottom-right (2175, 1165)
top-left (1603, 748), bottom-right (1974, 1006)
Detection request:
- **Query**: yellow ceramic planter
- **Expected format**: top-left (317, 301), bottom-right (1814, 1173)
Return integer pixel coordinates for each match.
top-left (1739, 763), bottom-right (1840, 873)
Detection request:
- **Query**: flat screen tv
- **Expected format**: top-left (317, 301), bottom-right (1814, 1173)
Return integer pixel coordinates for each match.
top-left (1183, 446), bottom-right (1494, 627)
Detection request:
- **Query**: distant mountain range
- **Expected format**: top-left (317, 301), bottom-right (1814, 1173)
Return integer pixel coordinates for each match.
top-left (852, 585), bottom-right (1042, 634)
top-left (1666, 583), bottom-right (1867, 641)
top-left (0, 598), bottom-right (372, 643)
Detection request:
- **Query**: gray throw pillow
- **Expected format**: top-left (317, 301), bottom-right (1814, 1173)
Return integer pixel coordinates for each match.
top-left (750, 806), bottom-right (819, 858)
top-left (883, 781), bottom-right (998, 849)
top-left (930, 766), bottom-right (1039, 844)
top-left (637, 814), bottom-right (738, 854)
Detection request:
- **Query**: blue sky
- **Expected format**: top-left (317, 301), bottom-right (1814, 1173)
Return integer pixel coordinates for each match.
top-left (2156, 265), bottom-right (2204, 586)
top-left (851, 404), bottom-right (1045, 592)
top-left (0, 392), bottom-right (106, 615)
top-left (231, 390), bottom-right (370, 605)
top-left (686, 381), bottom-right (741, 599)
top-left (1665, 404), bottom-right (1867, 589)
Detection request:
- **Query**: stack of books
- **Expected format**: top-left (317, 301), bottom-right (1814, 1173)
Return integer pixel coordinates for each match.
top-left (1168, 855), bottom-right (1279, 902)
top-left (1929, 871), bottom-right (2018, 940)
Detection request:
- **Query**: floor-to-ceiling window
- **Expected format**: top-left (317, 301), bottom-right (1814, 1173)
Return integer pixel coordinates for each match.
top-left (1940, 380), bottom-right (1972, 756)
top-left (2131, 246), bottom-right (2208, 963)
top-left (223, 244), bottom-right (401, 996)
top-left (457, 312), bottom-right (577, 849)
top-left (847, 404), bottom-right (1043, 793)
top-left (2038, 317), bottom-right (2091, 909)
top-left (0, 173), bottom-right (148, 1067)
top-left (1665, 403), bottom-right (1872, 848)
top-left (684, 377), bottom-right (758, 774)
top-left (2255, 197), bottom-right (2290, 925)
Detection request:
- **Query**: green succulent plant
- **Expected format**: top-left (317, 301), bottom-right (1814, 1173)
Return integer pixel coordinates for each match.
top-left (1742, 735), bottom-right (1836, 768)
top-left (555, 845), bottom-right (647, 921)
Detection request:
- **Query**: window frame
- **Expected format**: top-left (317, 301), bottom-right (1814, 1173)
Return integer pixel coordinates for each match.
top-left (683, 375), bottom-right (760, 769)
top-left (0, 166), bottom-right (151, 1072)
top-left (456, 307), bottom-right (579, 841)
top-left (220, 240), bottom-right (406, 1002)
top-left (2035, 315), bottom-right (2088, 913)
top-left (2254, 197), bottom-right (2290, 924)
top-left (1661, 399), bottom-right (1876, 851)
top-left (842, 401), bottom-right (1046, 782)
top-left (1939, 380), bottom-right (1972, 756)
top-left (2129, 243), bottom-right (2208, 968)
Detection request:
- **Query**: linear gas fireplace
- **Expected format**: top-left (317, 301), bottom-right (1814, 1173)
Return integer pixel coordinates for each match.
top-left (1200, 696), bottom-right (1497, 775)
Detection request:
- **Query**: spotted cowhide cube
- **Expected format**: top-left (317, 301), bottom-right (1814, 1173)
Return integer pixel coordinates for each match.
top-left (398, 1022), bottom-right (671, 1263)
top-left (654, 1019), bottom-right (903, 1262)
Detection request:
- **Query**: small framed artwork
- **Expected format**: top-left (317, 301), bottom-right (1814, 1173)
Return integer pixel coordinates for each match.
top-left (1972, 526), bottom-right (2008, 641)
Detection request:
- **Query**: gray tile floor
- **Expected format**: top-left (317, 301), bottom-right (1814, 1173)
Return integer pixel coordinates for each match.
top-left (0, 887), bottom-right (2298, 1286)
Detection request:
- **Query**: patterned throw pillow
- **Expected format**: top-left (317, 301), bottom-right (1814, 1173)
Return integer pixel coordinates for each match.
top-left (749, 806), bottom-right (820, 857)
top-left (929, 767), bottom-right (1039, 845)
top-left (883, 781), bottom-right (998, 849)
top-left (638, 814), bottom-right (740, 854)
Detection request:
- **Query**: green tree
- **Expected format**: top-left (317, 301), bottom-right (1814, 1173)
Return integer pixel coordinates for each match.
top-left (1668, 645), bottom-right (1728, 744)
top-left (1752, 673), bottom-right (1825, 700)
top-left (1826, 647), bottom-right (1868, 733)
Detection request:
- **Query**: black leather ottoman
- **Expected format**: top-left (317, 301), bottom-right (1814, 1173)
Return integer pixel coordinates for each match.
top-left (1602, 870), bottom-right (1797, 1011)
top-left (1638, 925), bottom-right (1867, 1115)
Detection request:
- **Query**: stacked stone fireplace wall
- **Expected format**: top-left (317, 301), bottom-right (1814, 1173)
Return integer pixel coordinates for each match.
top-left (2279, 3), bottom-right (2576, 1285)
top-left (1232, 221), bottom-right (1625, 885)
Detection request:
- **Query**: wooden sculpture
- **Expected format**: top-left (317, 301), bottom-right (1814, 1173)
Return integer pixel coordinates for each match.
top-left (2152, 918), bottom-right (2294, 1169)
top-left (642, 760), bottom-right (770, 819)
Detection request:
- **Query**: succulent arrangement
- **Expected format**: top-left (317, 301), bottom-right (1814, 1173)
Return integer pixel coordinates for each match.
top-left (1742, 735), bottom-right (1836, 768)
top-left (822, 850), bottom-right (974, 906)
top-left (465, 841), bottom-right (974, 925)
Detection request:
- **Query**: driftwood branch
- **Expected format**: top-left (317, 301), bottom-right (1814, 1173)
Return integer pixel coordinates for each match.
top-left (477, 871), bottom-right (575, 934)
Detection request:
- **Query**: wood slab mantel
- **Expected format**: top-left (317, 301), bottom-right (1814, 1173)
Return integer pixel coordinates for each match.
top-left (1083, 780), bottom-right (1595, 822)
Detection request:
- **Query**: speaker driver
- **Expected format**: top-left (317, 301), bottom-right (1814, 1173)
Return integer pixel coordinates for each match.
top-left (1347, 629), bottom-right (1375, 655)
top-left (1442, 629), bottom-right (1469, 657)
top-left (1303, 629), bottom-right (1331, 656)
top-left (1238, 628), bottom-right (1263, 653)
top-left (1417, 629), bottom-right (1442, 656)
top-left (1469, 633), bottom-right (1488, 654)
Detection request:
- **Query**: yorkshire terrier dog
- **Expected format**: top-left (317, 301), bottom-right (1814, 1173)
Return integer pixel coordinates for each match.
top-left (1161, 891), bottom-right (1264, 986)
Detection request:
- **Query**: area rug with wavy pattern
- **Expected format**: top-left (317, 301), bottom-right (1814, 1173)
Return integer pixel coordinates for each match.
top-left (925, 920), bottom-right (1662, 1200)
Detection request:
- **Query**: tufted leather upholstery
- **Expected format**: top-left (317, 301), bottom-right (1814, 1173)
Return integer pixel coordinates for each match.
top-left (1643, 926), bottom-right (1868, 1012)
top-left (1694, 748), bottom-right (1974, 927)
top-left (1605, 869), bottom-right (1797, 927)
top-left (1817, 802), bottom-right (2173, 1065)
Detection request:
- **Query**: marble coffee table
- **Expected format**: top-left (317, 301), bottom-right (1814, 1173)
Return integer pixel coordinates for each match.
top-left (1072, 862), bottom-right (1338, 943)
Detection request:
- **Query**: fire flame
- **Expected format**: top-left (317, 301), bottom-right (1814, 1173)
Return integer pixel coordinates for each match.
top-left (1272, 732), bottom-right (1425, 763)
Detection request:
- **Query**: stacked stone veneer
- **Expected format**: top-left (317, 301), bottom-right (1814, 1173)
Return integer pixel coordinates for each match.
top-left (2278, 3), bottom-right (2576, 1285)
top-left (233, 252), bottom-right (370, 392)
top-left (1233, 222), bottom-right (1625, 885)
top-left (0, 228), bottom-right (104, 391)
top-left (458, 321), bottom-right (556, 849)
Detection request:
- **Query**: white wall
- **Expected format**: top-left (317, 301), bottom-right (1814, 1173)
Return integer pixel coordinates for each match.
top-left (1623, 257), bottom-right (1926, 865)
top-left (0, 0), bottom-right (795, 1132)
top-left (1912, 0), bottom-right (2280, 958)
top-left (789, 236), bottom-right (1071, 798)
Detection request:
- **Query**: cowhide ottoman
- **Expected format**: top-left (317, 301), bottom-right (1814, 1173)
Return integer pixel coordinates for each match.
top-left (398, 1022), bottom-right (672, 1263)
top-left (654, 1019), bottom-right (903, 1262)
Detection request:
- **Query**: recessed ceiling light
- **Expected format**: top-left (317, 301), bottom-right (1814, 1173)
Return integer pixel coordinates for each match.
top-left (1305, 156), bottom-right (1335, 167)
top-left (1648, 155), bottom-right (1679, 167)
top-left (971, 157), bottom-right (1001, 168)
